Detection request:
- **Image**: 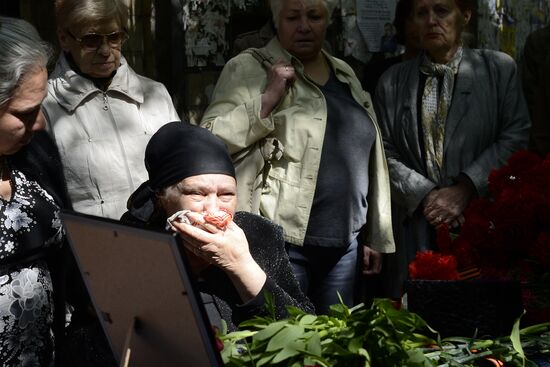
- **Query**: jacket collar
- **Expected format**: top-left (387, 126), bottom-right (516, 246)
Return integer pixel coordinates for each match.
top-left (48, 53), bottom-right (145, 112)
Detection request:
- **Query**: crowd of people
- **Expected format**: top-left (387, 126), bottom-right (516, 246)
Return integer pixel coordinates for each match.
top-left (0, 0), bottom-right (544, 364)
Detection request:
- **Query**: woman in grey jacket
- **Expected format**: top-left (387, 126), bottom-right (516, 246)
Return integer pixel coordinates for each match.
top-left (374, 0), bottom-right (530, 297)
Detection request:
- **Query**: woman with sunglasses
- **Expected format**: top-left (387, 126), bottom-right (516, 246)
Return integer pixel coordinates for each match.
top-left (43, 0), bottom-right (179, 220)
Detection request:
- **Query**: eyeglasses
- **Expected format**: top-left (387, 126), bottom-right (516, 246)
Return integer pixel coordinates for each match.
top-left (67, 30), bottom-right (128, 51)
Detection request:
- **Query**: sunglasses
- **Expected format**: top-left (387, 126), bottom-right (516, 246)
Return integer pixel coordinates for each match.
top-left (67, 30), bottom-right (128, 51)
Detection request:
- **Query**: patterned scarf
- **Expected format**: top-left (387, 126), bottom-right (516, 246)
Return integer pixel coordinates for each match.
top-left (419, 47), bottom-right (463, 182)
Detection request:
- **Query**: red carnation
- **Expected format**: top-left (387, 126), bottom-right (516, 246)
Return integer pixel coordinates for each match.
top-left (409, 251), bottom-right (459, 280)
top-left (414, 150), bottom-right (550, 322)
top-left (436, 223), bottom-right (453, 254)
top-left (488, 150), bottom-right (541, 198)
top-left (211, 326), bottom-right (224, 352)
top-left (451, 237), bottom-right (477, 269)
top-left (506, 150), bottom-right (540, 173)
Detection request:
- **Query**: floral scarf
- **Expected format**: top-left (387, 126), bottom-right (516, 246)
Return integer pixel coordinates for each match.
top-left (419, 47), bottom-right (463, 182)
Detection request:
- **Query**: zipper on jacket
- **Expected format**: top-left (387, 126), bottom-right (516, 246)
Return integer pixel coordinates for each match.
top-left (102, 92), bottom-right (109, 111)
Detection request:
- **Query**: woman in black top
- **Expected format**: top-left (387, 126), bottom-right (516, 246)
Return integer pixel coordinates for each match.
top-left (122, 122), bottom-right (314, 331)
top-left (0, 16), bottom-right (72, 366)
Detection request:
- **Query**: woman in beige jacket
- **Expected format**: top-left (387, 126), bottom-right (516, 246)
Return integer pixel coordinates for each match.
top-left (201, 0), bottom-right (394, 313)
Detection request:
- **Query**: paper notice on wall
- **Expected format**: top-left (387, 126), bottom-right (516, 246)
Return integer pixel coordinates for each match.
top-left (356, 0), bottom-right (396, 52)
top-left (477, 0), bottom-right (550, 60)
top-left (343, 15), bottom-right (370, 63)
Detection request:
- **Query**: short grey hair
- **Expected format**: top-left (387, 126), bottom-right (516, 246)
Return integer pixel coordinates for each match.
top-left (156, 181), bottom-right (184, 206)
top-left (55, 0), bottom-right (129, 31)
top-left (154, 180), bottom-right (185, 220)
top-left (270, 0), bottom-right (338, 28)
top-left (0, 16), bottom-right (52, 109)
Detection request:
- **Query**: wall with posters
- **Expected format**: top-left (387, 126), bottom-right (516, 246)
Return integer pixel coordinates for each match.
top-left (477, 0), bottom-right (550, 60)
top-left (338, 0), bottom-right (550, 62)
top-left (11, 0), bottom-right (550, 121)
top-left (174, 0), bottom-right (550, 121)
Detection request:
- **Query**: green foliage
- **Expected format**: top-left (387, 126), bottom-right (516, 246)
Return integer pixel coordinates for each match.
top-left (221, 299), bottom-right (437, 366)
top-left (219, 299), bottom-right (550, 367)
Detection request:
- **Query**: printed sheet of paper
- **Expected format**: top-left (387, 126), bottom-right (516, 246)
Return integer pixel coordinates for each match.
top-left (356, 0), bottom-right (396, 52)
top-left (343, 15), bottom-right (370, 62)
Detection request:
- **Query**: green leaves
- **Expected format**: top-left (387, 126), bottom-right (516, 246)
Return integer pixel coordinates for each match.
top-left (510, 312), bottom-right (526, 366)
top-left (219, 298), bottom-right (550, 367)
top-left (255, 321), bottom-right (287, 342)
top-left (220, 299), bottom-right (432, 366)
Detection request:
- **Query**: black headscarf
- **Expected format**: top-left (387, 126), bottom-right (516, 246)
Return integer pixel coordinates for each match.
top-left (145, 121), bottom-right (235, 190)
top-left (123, 121), bottom-right (235, 223)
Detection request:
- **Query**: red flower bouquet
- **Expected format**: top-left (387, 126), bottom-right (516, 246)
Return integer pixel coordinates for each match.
top-left (409, 150), bottom-right (550, 327)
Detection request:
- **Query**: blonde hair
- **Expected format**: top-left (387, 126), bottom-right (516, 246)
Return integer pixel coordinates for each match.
top-left (55, 0), bottom-right (129, 31)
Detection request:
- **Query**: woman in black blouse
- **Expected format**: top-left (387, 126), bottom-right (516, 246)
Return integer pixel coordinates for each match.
top-left (122, 122), bottom-right (314, 331)
top-left (0, 16), bottom-right (71, 366)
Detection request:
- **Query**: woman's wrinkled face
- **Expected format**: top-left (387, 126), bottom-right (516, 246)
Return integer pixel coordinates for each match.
top-left (0, 67), bottom-right (47, 156)
top-left (413, 0), bottom-right (470, 56)
top-left (162, 174), bottom-right (238, 218)
top-left (277, 0), bottom-right (329, 62)
top-left (58, 18), bottom-right (124, 78)
top-left (161, 173), bottom-right (237, 273)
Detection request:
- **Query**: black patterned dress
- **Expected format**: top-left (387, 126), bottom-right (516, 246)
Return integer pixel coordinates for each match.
top-left (0, 169), bottom-right (63, 366)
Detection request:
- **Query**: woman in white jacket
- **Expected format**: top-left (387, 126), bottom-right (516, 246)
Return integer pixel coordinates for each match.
top-left (43, 0), bottom-right (179, 219)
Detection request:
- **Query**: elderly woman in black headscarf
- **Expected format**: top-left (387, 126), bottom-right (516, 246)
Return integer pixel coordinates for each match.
top-left (122, 122), bottom-right (313, 330)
